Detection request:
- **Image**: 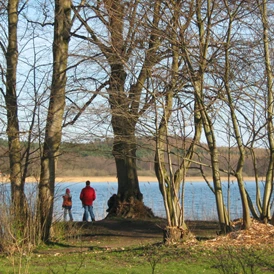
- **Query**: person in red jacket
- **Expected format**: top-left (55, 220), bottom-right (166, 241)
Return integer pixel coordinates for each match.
top-left (80, 180), bottom-right (96, 222)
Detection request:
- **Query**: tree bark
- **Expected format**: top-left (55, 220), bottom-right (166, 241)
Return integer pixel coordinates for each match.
top-left (71, 0), bottom-right (163, 217)
top-left (5, 0), bottom-right (27, 219)
top-left (112, 115), bottom-right (142, 202)
top-left (104, 0), bottom-right (162, 216)
top-left (153, 0), bottom-right (201, 243)
top-left (39, 0), bottom-right (71, 242)
top-left (192, 0), bottom-right (230, 233)
top-left (257, 0), bottom-right (274, 223)
top-left (223, 1), bottom-right (251, 229)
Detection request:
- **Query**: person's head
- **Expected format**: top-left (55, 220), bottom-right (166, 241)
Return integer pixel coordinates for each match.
top-left (86, 180), bottom-right (90, 186)
top-left (66, 188), bottom-right (70, 194)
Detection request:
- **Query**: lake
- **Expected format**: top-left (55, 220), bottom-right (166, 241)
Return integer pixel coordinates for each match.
top-left (52, 180), bottom-right (273, 222)
top-left (1, 180), bottom-right (272, 222)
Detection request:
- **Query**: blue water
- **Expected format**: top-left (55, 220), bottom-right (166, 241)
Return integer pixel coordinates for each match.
top-left (53, 180), bottom-right (273, 222)
top-left (1, 180), bottom-right (272, 222)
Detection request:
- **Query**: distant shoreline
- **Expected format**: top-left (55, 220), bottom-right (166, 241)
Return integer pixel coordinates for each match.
top-left (23, 176), bottom-right (256, 183)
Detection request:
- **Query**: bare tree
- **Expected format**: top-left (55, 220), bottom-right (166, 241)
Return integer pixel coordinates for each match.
top-left (153, 0), bottom-right (203, 242)
top-left (0, 0), bottom-right (49, 245)
top-left (221, 0), bottom-right (251, 229)
top-left (256, 0), bottom-right (274, 223)
top-left (4, 0), bottom-right (27, 220)
top-left (71, 0), bottom-right (165, 216)
top-left (39, 0), bottom-right (71, 242)
top-left (182, 0), bottom-right (231, 233)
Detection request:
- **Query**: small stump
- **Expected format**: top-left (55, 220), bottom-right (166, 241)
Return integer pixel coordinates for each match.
top-left (163, 226), bottom-right (189, 244)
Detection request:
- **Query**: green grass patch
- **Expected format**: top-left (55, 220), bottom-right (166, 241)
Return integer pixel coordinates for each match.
top-left (1, 244), bottom-right (273, 274)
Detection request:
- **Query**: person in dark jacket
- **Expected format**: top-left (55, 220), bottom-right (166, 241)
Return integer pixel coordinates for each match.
top-left (80, 180), bottom-right (96, 222)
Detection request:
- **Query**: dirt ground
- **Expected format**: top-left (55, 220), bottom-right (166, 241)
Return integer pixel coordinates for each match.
top-left (45, 218), bottom-right (221, 254)
top-left (78, 218), bottom-right (169, 249)
top-left (48, 217), bottom-right (274, 253)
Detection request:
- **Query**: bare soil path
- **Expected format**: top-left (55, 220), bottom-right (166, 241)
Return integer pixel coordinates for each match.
top-left (39, 218), bottom-right (273, 255)
top-left (42, 218), bottom-right (220, 254)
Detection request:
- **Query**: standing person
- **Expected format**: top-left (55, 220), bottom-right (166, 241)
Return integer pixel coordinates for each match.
top-left (80, 180), bottom-right (96, 222)
top-left (62, 188), bottom-right (73, 221)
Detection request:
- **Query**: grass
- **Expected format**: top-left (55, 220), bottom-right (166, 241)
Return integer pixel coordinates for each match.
top-left (1, 243), bottom-right (274, 274)
top-left (0, 245), bottom-right (216, 274)
top-left (0, 215), bottom-right (273, 274)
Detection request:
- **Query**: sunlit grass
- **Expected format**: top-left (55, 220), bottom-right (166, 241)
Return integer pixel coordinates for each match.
top-left (1, 243), bottom-right (273, 273)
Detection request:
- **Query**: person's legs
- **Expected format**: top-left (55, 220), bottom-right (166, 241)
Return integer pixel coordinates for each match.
top-left (68, 209), bottom-right (73, 221)
top-left (88, 206), bottom-right (95, 221)
top-left (64, 208), bottom-right (68, 221)
top-left (83, 206), bottom-right (89, 221)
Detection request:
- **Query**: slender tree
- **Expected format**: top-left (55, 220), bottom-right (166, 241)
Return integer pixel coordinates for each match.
top-left (39, 0), bottom-right (71, 242)
top-left (222, 0), bottom-right (251, 229)
top-left (256, 0), bottom-right (274, 223)
top-left (5, 0), bottom-right (27, 219)
top-left (153, 0), bottom-right (203, 242)
top-left (182, 0), bottom-right (231, 233)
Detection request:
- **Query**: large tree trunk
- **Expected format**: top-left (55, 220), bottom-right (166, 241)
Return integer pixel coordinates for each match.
top-left (109, 126), bottom-right (152, 218)
top-left (104, 0), bottom-right (162, 218)
top-left (71, 0), bottom-right (162, 218)
top-left (112, 111), bottom-right (142, 202)
top-left (107, 72), bottom-right (151, 218)
top-left (39, 0), bottom-right (71, 242)
top-left (105, 1), bottom-right (144, 214)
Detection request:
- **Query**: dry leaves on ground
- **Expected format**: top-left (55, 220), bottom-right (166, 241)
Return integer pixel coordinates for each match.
top-left (203, 219), bottom-right (274, 248)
